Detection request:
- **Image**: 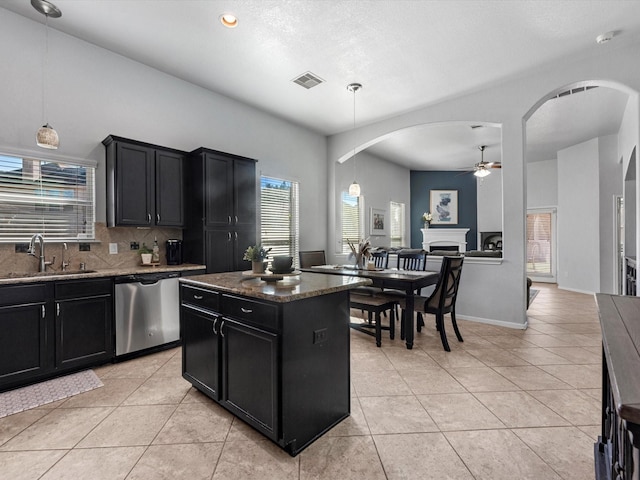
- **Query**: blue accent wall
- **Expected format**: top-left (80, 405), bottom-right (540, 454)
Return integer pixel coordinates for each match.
top-left (410, 171), bottom-right (477, 250)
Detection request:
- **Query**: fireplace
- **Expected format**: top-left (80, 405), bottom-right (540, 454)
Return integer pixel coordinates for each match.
top-left (421, 228), bottom-right (470, 252)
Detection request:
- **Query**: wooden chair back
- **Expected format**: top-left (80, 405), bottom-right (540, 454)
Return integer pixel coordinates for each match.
top-left (299, 250), bottom-right (326, 268)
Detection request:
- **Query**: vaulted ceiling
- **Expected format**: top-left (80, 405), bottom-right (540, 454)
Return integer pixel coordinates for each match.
top-left (4, 0), bottom-right (639, 169)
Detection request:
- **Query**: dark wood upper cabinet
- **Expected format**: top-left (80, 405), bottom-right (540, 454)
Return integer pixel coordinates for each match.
top-left (183, 148), bottom-right (257, 273)
top-left (104, 136), bottom-right (186, 228)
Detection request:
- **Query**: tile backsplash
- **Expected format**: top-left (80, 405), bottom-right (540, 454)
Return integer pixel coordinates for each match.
top-left (0, 223), bottom-right (183, 274)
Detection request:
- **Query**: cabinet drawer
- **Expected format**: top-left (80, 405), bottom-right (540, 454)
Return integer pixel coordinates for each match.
top-left (55, 278), bottom-right (113, 300)
top-left (221, 294), bottom-right (278, 331)
top-left (0, 283), bottom-right (47, 307)
top-left (181, 285), bottom-right (219, 311)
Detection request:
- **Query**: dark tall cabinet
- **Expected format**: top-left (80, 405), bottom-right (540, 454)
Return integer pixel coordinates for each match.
top-left (103, 135), bottom-right (186, 228)
top-left (184, 148), bottom-right (257, 272)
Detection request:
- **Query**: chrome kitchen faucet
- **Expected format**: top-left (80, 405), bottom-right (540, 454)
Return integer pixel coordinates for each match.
top-left (28, 234), bottom-right (55, 272)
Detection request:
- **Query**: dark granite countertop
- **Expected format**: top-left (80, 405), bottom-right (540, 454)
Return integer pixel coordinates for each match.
top-left (0, 263), bottom-right (206, 285)
top-left (180, 271), bottom-right (372, 303)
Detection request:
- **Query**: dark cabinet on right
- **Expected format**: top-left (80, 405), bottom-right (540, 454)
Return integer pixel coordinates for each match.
top-left (183, 148), bottom-right (257, 273)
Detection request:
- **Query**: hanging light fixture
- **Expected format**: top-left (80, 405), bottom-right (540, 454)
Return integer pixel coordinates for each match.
top-left (473, 145), bottom-right (491, 178)
top-left (32, 0), bottom-right (62, 149)
top-left (347, 83), bottom-right (362, 197)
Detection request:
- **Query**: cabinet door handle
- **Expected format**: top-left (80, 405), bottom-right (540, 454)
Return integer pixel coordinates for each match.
top-left (56, 303), bottom-right (60, 316)
top-left (147, 213), bottom-right (152, 224)
top-left (235, 215), bottom-right (238, 224)
top-left (212, 317), bottom-right (218, 334)
top-left (227, 232), bottom-right (232, 241)
top-left (156, 213), bottom-right (160, 223)
top-left (228, 215), bottom-right (232, 225)
top-left (193, 295), bottom-right (203, 300)
top-left (234, 232), bottom-right (238, 240)
top-left (41, 305), bottom-right (45, 318)
top-left (220, 320), bottom-right (225, 337)
top-left (241, 307), bottom-right (253, 314)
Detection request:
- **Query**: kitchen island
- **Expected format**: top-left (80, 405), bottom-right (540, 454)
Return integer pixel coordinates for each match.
top-left (179, 271), bottom-right (371, 456)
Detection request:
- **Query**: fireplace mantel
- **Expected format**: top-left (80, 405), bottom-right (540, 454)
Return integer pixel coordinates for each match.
top-left (421, 228), bottom-right (469, 252)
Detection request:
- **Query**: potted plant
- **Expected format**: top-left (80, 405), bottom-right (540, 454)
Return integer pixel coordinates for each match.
top-left (139, 243), bottom-right (153, 265)
top-left (243, 245), bottom-right (272, 273)
top-left (422, 212), bottom-right (432, 229)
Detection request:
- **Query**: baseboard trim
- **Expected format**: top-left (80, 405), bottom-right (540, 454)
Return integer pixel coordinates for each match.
top-left (457, 314), bottom-right (528, 330)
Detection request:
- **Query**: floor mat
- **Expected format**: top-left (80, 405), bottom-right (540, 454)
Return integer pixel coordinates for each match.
top-left (0, 370), bottom-right (103, 418)
top-left (529, 288), bottom-right (540, 306)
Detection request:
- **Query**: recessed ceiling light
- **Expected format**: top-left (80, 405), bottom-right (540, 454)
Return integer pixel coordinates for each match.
top-left (220, 13), bottom-right (238, 28)
top-left (596, 31), bottom-right (615, 44)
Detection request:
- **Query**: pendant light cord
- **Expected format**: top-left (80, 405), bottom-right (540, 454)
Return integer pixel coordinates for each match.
top-left (352, 86), bottom-right (357, 180)
top-left (41, 13), bottom-right (49, 125)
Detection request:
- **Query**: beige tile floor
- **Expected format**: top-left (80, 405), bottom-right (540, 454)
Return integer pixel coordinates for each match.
top-left (0, 283), bottom-right (601, 479)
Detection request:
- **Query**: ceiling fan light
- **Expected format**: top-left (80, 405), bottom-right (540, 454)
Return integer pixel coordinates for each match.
top-left (348, 181), bottom-right (361, 197)
top-left (36, 123), bottom-right (59, 149)
top-left (474, 167), bottom-right (490, 178)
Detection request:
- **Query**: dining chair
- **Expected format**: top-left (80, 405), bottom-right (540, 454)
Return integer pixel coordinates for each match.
top-left (396, 250), bottom-right (426, 271)
top-left (397, 255), bottom-right (464, 351)
top-left (299, 250), bottom-right (326, 268)
top-left (349, 293), bottom-right (397, 347)
top-left (383, 249), bottom-right (428, 321)
top-left (371, 250), bottom-right (389, 269)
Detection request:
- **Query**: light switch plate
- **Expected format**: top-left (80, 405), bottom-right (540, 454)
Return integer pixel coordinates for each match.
top-left (109, 243), bottom-right (118, 254)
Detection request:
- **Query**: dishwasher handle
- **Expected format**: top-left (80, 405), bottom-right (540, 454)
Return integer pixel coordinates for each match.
top-left (115, 272), bottom-right (180, 284)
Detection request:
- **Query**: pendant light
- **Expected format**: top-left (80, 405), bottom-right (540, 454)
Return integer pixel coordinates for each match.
top-left (32, 0), bottom-right (62, 149)
top-left (473, 145), bottom-right (490, 178)
top-left (347, 83), bottom-right (362, 197)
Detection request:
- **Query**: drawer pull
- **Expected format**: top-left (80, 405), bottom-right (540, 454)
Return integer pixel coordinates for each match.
top-left (241, 307), bottom-right (253, 314)
top-left (193, 295), bottom-right (203, 300)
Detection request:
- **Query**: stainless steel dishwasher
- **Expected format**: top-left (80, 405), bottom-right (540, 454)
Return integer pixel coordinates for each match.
top-left (114, 271), bottom-right (180, 357)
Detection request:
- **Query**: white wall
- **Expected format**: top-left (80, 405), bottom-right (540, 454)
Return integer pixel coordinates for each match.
top-left (599, 135), bottom-right (623, 294)
top-left (557, 139), bottom-right (600, 294)
top-left (527, 159), bottom-right (558, 208)
top-left (334, 150), bottom-right (410, 255)
top-left (0, 9), bottom-right (328, 251)
top-left (476, 170), bottom-right (503, 235)
top-left (328, 37), bottom-right (640, 327)
top-left (619, 96), bottom-right (639, 262)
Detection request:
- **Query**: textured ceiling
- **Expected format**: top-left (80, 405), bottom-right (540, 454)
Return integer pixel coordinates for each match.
top-left (4, 0), bottom-right (638, 169)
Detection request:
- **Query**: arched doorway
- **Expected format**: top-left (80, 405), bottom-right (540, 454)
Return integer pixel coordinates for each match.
top-left (524, 81), bottom-right (636, 294)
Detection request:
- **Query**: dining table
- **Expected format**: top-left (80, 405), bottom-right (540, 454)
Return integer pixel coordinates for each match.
top-left (302, 265), bottom-right (440, 349)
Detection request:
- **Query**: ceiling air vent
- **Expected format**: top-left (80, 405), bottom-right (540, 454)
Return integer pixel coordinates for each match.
top-left (552, 85), bottom-right (598, 100)
top-left (292, 72), bottom-right (324, 89)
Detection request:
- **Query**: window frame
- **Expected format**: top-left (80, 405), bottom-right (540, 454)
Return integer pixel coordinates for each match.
top-left (259, 175), bottom-right (300, 267)
top-left (341, 191), bottom-right (364, 254)
top-left (0, 150), bottom-right (97, 243)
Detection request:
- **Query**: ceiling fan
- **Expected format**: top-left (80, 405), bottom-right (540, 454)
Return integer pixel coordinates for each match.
top-left (463, 145), bottom-right (502, 177)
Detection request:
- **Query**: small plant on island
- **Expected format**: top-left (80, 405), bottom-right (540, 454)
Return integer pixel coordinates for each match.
top-left (243, 245), bottom-right (272, 262)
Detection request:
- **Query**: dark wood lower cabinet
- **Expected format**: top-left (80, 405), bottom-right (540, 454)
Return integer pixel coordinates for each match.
top-left (181, 303), bottom-right (221, 400)
top-left (181, 282), bottom-right (350, 456)
top-left (0, 284), bottom-right (51, 388)
top-left (222, 318), bottom-right (279, 439)
top-left (0, 279), bottom-right (114, 393)
top-left (55, 279), bottom-right (113, 370)
top-left (596, 294), bottom-right (640, 480)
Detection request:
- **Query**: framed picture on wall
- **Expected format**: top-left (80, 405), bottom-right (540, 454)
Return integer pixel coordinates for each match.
top-left (430, 190), bottom-right (458, 224)
top-left (370, 208), bottom-right (386, 235)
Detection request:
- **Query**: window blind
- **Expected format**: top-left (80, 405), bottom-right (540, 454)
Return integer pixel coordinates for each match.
top-left (0, 154), bottom-right (95, 242)
top-left (260, 176), bottom-right (299, 265)
top-left (341, 191), bottom-right (360, 254)
top-left (390, 201), bottom-right (405, 247)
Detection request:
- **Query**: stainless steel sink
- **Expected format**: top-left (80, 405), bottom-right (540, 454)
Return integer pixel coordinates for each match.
top-left (0, 270), bottom-right (97, 279)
